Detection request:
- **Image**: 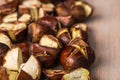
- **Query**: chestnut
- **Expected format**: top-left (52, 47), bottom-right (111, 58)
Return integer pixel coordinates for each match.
top-left (28, 22), bottom-right (54, 43)
top-left (70, 5), bottom-right (86, 22)
top-left (60, 38), bottom-right (95, 71)
top-left (0, 33), bottom-right (11, 66)
top-left (74, 1), bottom-right (93, 18)
top-left (37, 16), bottom-right (59, 33)
top-left (70, 23), bottom-right (88, 43)
top-left (17, 42), bottom-right (30, 62)
top-left (30, 35), bottom-right (62, 68)
top-left (17, 55), bottom-right (41, 80)
top-left (30, 43), bottom-right (60, 68)
top-left (62, 68), bottom-right (91, 80)
top-left (43, 69), bottom-right (66, 80)
top-left (57, 28), bottom-right (71, 45)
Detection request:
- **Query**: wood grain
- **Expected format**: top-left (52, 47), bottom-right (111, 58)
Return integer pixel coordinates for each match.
top-left (85, 0), bottom-right (120, 80)
top-left (0, 0), bottom-right (120, 80)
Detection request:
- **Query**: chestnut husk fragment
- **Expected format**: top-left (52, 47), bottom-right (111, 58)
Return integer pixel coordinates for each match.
top-left (43, 69), bottom-right (66, 80)
top-left (30, 44), bottom-right (60, 68)
top-left (60, 38), bottom-right (95, 71)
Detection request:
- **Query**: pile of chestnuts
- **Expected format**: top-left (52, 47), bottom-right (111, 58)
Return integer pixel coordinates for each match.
top-left (0, 0), bottom-right (95, 80)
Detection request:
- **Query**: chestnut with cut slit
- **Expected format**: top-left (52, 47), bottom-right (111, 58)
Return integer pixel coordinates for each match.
top-left (60, 38), bottom-right (95, 71)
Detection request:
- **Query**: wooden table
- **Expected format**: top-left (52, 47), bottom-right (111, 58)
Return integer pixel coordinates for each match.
top-left (0, 0), bottom-right (120, 80)
top-left (86, 0), bottom-right (120, 80)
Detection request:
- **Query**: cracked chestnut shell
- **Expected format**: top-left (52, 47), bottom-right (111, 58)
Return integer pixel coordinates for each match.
top-left (30, 43), bottom-right (60, 68)
top-left (60, 38), bottom-right (95, 71)
top-left (70, 23), bottom-right (88, 43)
top-left (43, 69), bottom-right (66, 80)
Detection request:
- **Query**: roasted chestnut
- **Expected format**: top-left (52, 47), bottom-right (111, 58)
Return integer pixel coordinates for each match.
top-left (57, 28), bottom-right (71, 45)
top-left (74, 1), bottom-right (93, 18)
top-left (70, 5), bottom-right (86, 22)
top-left (30, 43), bottom-right (60, 68)
top-left (28, 22), bottom-right (54, 43)
top-left (60, 37), bottom-right (95, 71)
top-left (30, 35), bottom-right (62, 68)
top-left (43, 69), bottom-right (66, 80)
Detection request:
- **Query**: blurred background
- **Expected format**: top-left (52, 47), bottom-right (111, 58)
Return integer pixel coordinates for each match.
top-left (85, 0), bottom-right (120, 80)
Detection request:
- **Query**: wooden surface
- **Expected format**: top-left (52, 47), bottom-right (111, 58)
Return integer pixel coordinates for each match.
top-left (85, 0), bottom-right (120, 80)
top-left (0, 0), bottom-right (120, 80)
